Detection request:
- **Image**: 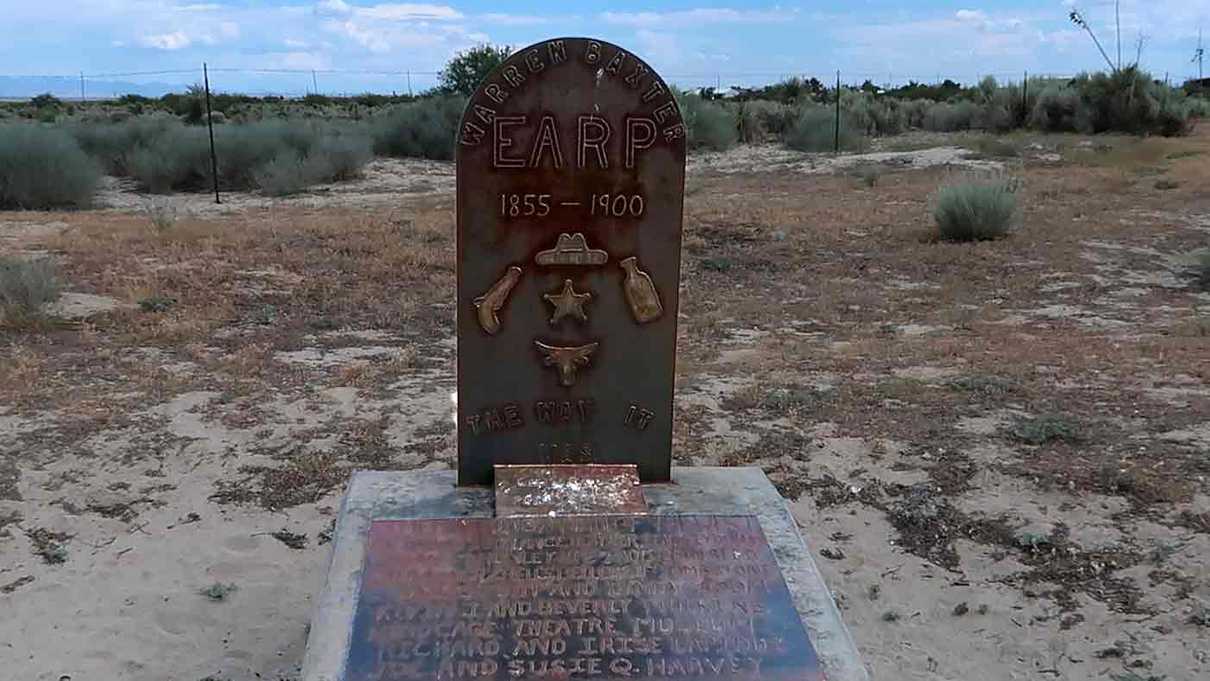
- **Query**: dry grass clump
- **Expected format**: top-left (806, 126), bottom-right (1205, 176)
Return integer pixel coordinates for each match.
top-left (0, 256), bottom-right (62, 323)
top-left (932, 174), bottom-right (1020, 242)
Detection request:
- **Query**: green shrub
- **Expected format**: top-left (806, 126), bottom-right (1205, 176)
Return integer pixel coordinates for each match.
top-left (1188, 251), bottom-right (1210, 291)
top-left (0, 124), bottom-right (100, 209)
top-left (1029, 85), bottom-right (1090, 133)
top-left (1029, 69), bottom-right (1195, 136)
top-left (311, 134), bottom-right (373, 181)
top-left (107, 119), bottom-right (371, 193)
top-left (30, 93), bottom-right (62, 110)
top-left (899, 99), bottom-right (931, 129)
top-left (1010, 414), bottom-right (1079, 445)
top-left (922, 101), bottom-right (979, 132)
top-left (840, 91), bottom-right (908, 136)
top-left (676, 93), bottom-right (738, 151)
top-left (852, 165), bottom-right (881, 188)
top-left (126, 131), bottom-right (209, 193)
top-left (738, 100), bottom-right (795, 143)
top-left (1076, 68), bottom-right (1168, 135)
top-left (254, 128), bottom-right (373, 195)
top-left (372, 96), bottom-right (464, 160)
top-left (0, 256), bottom-right (61, 319)
top-left (254, 152), bottom-right (313, 196)
top-left (932, 175), bottom-right (1019, 241)
top-left (784, 107), bottom-right (865, 152)
top-left (70, 115), bottom-right (177, 174)
top-left (971, 136), bottom-right (1020, 158)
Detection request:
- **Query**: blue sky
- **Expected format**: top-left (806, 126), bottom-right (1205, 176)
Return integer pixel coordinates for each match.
top-left (2, 0), bottom-right (1208, 96)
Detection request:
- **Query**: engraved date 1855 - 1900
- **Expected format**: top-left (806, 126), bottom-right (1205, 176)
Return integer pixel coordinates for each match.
top-left (498, 193), bottom-right (644, 219)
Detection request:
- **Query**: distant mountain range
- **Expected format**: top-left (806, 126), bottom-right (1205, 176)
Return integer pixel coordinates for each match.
top-left (0, 76), bottom-right (186, 100)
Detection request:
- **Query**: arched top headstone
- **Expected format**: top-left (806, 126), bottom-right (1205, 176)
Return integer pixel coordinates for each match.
top-left (455, 38), bottom-right (687, 485)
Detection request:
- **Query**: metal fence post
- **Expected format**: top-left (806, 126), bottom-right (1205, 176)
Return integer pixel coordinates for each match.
top-left (834, 70), bottom-right (841, 154)
top-left (1022, 70), bottom-right (1028, 125)
top-left (203, 63), bottom-right (221, 205)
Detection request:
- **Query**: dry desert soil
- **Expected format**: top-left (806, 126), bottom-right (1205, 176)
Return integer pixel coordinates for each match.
top-left (2, 129), bottom-right (1209, 681)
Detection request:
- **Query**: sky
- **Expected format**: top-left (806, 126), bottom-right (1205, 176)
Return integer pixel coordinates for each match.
top-left (1, 0), bottom-right (1208, 96)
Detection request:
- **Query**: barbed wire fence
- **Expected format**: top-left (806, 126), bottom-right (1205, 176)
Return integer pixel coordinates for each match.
top-left (0, 65), bottom-right (1126, 102)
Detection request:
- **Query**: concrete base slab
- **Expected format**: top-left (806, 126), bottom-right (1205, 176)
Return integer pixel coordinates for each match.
top-left (301, 467), bottom-right (868, 681)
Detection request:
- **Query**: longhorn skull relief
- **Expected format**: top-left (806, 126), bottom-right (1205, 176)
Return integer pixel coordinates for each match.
top-left (533, 341), bottom-right (599, 387)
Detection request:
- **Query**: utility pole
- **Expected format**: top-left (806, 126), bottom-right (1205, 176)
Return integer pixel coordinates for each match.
top-left (1115, 0), bottom-right (1122, 70)
top-left (406, 70), bottom-right (413, 97)
top-left (1195, 27), bottom-right (1205, 81)
top-left (79, 72), bottom-right (85, 101)
top-left (312, 69), bottom-right (319, 95)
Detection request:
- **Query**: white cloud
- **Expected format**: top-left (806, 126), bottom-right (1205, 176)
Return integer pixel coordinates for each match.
top-left (139, 31), bottom-right (192, 50)
top-left (955, 10), bottom-right (988, 26)
top-left (314, 0), bottom-right (352, 17)
top-left (324, 19), bottom-right (391, 53)
top-left (601, 8), bottom-right (795, 28)
top-left (477, 13), bottom-right (554, 26)
top-left (311, 1), bottom-right (468, 54)
top-left (357, 4), bottom-right (462, 21)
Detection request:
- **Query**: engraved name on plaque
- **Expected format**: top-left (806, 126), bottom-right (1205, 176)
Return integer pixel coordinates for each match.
top-left (346, 516), bottom-right (826, 681)
top-left (456, 37), bottom-right (687, 485)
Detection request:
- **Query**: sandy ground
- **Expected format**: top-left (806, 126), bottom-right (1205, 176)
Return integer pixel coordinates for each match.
top-left (2, 135), bottom-right (1210, 681)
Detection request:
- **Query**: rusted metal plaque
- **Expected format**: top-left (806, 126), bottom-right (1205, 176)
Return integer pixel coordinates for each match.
top-left (346, 516), bottom-right (825, 681)
top-left (456, 37), bottom-right (687, 485)
top-left (494, 464), bottom-right (647, 517)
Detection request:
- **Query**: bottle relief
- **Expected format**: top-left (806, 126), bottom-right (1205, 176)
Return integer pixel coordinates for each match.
top-left (620, 256), bottom-right (663, 324)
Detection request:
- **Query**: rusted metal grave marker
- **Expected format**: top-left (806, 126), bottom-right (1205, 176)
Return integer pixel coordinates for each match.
top-left (456, 36), bottom-right (686, 485)
top-left (301, 38), bottom-right (867, 681)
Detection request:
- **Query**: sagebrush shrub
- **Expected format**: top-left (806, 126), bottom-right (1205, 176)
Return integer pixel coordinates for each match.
top-left (840, 91), bottom-right (908, 136)
top-left (88, 118), bottom-right (373, 194)
top-left (1011, 414), bottom-right (1079, 444)
top-left (0, 256), bottom-right (62, 317)
top-left (253, 133), bottom-right (372, 195)
top-left (1188, 251), bottom-right (1210, 291)
top-left (738, 100), bottom-right (795, 143)
top-left (1029, 85), bottom-right (1090, 133)
top-left (127, 138), bottom-right (205, 193)
top-left (311, 134), bottom-right (373, 181)
top-left (932, 175), bottom-right (1019, 241)
top-left (676, 93), bottom-right (737, 151)
top-left (784, 107), bottom-right (865, 152)
top-left (1029, 69), bottom-right (1195, 136)
top-left (922, 102), bottom-right (979, 132)
top-left (69, 115), bottom-right (176, 174)
top-left (372, 96), bottom-right (464, 160)
top-left (0, 124), bottom-right (100, 209)
top-left (254, 152), bottom-right (313, 196)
